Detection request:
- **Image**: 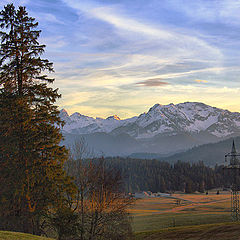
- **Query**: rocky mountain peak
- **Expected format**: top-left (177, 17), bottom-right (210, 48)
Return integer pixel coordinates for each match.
top-left (59, 108), bottom-right (69, 118)
top-left (107, 115), bottom-right (121, 120)
top-left (59, 102), bottom-right (240, 139)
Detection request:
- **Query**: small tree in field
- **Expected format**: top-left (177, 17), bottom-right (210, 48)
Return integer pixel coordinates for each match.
top-left (0, 4), bottom-right (75, 234)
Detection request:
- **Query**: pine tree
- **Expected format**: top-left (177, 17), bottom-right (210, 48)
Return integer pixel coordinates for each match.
top-left (0, 4), bottom-right (75, 234)
top-left (198, 181), bottom-right (205, 193)
top-left (185, 180), bottom-right (193, 194)
top-left (159, 176), bottom-right (166, 193)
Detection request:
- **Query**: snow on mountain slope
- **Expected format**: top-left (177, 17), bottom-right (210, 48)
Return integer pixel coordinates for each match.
top-left (60, 102), bottom-right (240, 139)
top-left (59, 109), bottom-right (137, 134)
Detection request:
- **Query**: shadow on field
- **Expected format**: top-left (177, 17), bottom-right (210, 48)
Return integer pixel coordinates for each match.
top-left (134, 222), bottom-right (240, 240)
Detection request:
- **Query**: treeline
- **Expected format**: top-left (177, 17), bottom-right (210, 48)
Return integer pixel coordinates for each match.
top-left (85, 158), bottom-right (233, 193)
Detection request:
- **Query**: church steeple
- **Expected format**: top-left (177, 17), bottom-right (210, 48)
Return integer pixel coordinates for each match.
top-left (232, 140), bottom-right (237, 155)
top-left (230, 140), bottom-right (239, 165)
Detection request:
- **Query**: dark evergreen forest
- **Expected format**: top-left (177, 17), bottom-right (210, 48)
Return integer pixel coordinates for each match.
top-left (80, 158), bottom-right (235, 194)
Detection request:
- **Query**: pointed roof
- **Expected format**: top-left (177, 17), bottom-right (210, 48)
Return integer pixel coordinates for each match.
top-left (231, 140), bottom-right (237, 155)
top-left (230, 139), bottom-right (239, 165)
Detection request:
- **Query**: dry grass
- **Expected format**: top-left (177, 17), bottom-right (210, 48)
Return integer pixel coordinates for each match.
top-left (129, 197), bottom-right (179, 216)
top-left (129, 192), bottom-right (231, 216)
top-left (131, 192), bottom-right (233, 233)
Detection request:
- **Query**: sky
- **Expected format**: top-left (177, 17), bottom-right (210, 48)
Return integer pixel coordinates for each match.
top-left (1, 0), bottom-right (240, 118)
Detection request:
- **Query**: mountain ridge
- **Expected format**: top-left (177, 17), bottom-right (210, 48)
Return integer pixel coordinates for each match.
top-left (60, 102), bottom-right (240, 156)
top-left (160, 136), bottom-right (240, 166)
top-left (60, 102), bottom-right (240, 138)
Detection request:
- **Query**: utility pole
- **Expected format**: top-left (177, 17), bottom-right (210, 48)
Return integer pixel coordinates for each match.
top-left (224, 140), bottom-right (240, 221)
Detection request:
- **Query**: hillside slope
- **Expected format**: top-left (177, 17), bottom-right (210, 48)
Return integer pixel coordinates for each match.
top-left (135, 222), bottom-right (240, 240)
top-left (0, 231), bottom-right (53, 240)
top-left (160, 136), bottom-right (240, 166)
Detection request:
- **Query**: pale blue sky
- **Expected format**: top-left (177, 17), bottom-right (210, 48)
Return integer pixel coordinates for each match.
top-left (1, 0), bottom-right (240, 118)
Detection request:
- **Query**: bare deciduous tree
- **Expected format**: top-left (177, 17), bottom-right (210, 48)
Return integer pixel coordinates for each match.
top-left (49, 139), bottom-right (134, 240)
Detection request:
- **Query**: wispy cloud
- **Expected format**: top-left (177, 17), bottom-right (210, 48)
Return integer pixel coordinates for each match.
top-left (169, 0), bottom-right (240, 25)
top-left (59, 0), bottom-right (225, 88)
top-left (195, 79), bottom-right (208, 83)
top-left (40, 36), bottom-right (67, 49)
top-left (62, 0), bottom-right (221, 58)
top-left (35, 12), bottom-right (65, 25)
top-left (90, 6), bottom-right (172, 39)
top-left (0, 0), bottom-right (30, 7)
top-left (136, 78), bottom-right (169, 87)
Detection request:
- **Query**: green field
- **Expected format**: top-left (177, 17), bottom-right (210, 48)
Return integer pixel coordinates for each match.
top-left (0, 231), bottom-right (53, 240)
top-left (1, 222), bottom-right (240, 240)
top-left (131, 192), bottom-right (240, 239)
top-left (130, 192), bottom-right (232, 233)
top-left (133, 212), bottom-right (231, 232)
top-left (134, 222), bottom-right (240, 240)
top-left (0, 192), bottom-right (235, 239)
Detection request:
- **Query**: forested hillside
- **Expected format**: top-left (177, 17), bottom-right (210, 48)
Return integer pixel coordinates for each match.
top-left (129, 137), bottom-right (240, 166)
top-left (161, 137), bottom-right (240, 166)
top-left (76, 158), bottom-right (234, 193)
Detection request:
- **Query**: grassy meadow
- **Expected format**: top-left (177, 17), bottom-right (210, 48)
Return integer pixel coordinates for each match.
top-left (134, 222), bottom-right (240, 240)
top-left (0, 231), bottom-right (53, 240)
top-left (0, 191), bottom-right (235, 239)
top-left (130, 191), bottom-right (232, 233)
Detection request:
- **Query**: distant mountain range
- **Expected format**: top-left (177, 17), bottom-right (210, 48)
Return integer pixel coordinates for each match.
top-left (130, 137), bottom-right (240, 167)
top-left (60, 102), bottom-right (240, 156)
top-left (165, 137), bottom-right (240, 166)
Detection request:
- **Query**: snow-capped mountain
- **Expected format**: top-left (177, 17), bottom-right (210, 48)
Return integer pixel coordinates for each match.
top-left (60, 110), bottom-right (137, 134)
top-left (60, 102), bottom-right (240, 156)
top-left (60, 102), bottom-right (240, 139)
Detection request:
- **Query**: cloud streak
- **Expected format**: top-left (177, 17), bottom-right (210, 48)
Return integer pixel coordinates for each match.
top-left (35, 12), bottom-right (65, 25)
top-left (63, 0), bottom-right (222, 59)
top-left (136, 78), bottom-right (169, 87)
top-left (168, 0), bottom-right (240, 26)
top-left (195, 79), bottom-right (208, 83)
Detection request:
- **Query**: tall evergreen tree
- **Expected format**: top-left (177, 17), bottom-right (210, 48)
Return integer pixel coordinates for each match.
top-left (0, 4), bottom-right (75, 234)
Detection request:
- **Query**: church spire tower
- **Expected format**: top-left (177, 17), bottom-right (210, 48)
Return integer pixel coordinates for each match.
top-left (232, 140), bottom-right (236, 154)
top-left (230, 140), bottom-right (239, 166)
